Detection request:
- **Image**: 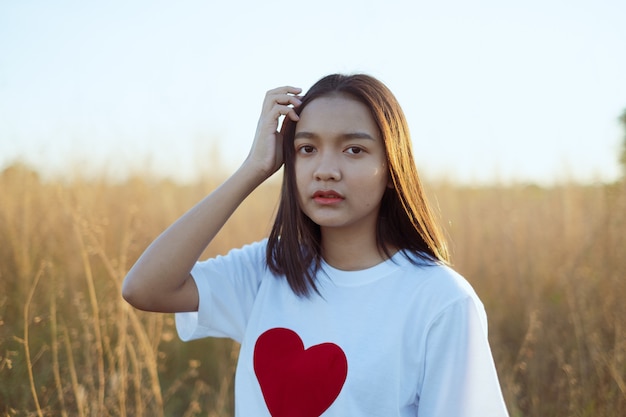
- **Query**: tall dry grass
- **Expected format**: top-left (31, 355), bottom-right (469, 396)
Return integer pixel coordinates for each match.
top-left (0, 162), bottom-right (624, 416)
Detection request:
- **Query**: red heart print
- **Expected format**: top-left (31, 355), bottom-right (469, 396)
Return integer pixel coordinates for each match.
top-left (253, 327), bottom-right (348, 417)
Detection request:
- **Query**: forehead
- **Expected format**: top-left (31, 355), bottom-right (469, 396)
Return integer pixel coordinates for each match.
top-left (295, 94), bottom-right (380, 138)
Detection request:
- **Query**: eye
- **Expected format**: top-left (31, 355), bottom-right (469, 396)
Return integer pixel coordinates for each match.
top-left (345, 146), bottom-right (364, 155)
top-left (297, 145), bottom-right (316, 154)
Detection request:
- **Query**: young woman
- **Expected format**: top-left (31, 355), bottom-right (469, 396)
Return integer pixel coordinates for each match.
top-left (123, 74), bottom-right (509, 416)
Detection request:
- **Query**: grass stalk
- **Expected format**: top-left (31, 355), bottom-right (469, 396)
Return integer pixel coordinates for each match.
top-left (116, 304), bottom-right (129, 417)
top-left (50, 273), bottom-right (68, 417)
top-left (22, 261), bottom-right (45, 417)
top-left (127, 307), bottom-right (164, 415)
top-left (62, 324), bottom-right (86, 417)
top-left (126, 336), bottom-right (144, 416)
top-left (73, 218), bottom-right (106, 415)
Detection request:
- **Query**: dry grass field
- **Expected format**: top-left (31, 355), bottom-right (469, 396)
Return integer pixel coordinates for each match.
top-left (0, 162), bottom-right (624, 416)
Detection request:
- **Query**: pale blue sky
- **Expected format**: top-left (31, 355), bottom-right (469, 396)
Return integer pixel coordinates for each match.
top-left (1, 0), bottom-right (625, 184)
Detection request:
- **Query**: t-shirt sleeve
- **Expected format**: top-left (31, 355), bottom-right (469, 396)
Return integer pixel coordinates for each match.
top-left (417, 296), bottom-right (509, 417)
top-left (175, 240), bottom-right (268, 344)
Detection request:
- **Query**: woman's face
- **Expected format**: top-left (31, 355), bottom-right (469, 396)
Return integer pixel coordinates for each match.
top-left (293, 94), bottom-right (390, 236)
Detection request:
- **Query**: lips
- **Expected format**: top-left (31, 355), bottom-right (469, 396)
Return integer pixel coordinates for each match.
top-left (313, 190), bottom-right (344, 205)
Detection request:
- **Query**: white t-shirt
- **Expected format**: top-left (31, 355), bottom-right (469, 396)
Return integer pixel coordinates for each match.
top-left (176, 239), bottom-right (509, 417)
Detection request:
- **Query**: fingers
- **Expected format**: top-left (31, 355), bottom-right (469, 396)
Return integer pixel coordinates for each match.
top-left (271, 104), bottom-right (300, 122)
top-left (247, 87), bottom-right (302, 177)
top-left (266, 85), bottom-right (302, 98)
top-left (262, 86), bottom-right (303, 122)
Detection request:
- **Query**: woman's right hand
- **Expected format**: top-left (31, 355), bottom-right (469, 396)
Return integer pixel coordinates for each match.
top-left (245, 86), bottom-right (302, 178)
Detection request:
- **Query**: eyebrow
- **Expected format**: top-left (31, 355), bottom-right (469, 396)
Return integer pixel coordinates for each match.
top-left (294, 131), bottom-right (376, 141)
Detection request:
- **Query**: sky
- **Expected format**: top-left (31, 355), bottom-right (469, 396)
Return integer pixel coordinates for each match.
top-left (1, 0), bottom-right (625, 184)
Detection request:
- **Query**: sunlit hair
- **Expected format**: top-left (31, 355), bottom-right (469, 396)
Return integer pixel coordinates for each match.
top-left (267, 73), bottom-right (449, 296)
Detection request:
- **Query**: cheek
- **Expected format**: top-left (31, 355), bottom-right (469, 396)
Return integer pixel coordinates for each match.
top-left (365, 163), bottom-right (389, 188)
top-left (352, 166), bottom-right (389, 203)
top-left (294, 162), bottom-right (308, 199)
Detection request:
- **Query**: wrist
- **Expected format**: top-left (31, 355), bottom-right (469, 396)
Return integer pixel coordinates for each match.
top-left (241, 155), bottom-right (280, 181)
top-left (236, 159), bottom-right (274, 189)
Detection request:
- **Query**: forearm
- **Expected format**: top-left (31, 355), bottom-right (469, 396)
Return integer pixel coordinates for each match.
top-left (122, 86), bottom-right (301, 313)
top-left (122, 163), bottom-right (268, 312)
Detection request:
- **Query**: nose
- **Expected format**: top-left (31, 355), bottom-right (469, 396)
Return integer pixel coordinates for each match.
top-left (314, 152), bottom-right (341, 182)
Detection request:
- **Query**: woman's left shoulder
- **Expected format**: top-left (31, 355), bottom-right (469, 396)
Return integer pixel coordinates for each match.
top-left (398, 252), bottom-right (481, 303)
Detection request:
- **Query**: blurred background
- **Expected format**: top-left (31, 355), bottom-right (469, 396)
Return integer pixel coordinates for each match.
top-left (1, 0), bottom-right (625, 184)
top-left (1, 1), bottom-right (626, 416)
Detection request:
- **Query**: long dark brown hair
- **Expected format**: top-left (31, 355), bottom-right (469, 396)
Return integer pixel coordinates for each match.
top-left (267, 74), bottom-right (449, 296)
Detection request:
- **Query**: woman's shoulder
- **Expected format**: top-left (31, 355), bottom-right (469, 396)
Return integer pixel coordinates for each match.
top-left (397, 251), bottom-right (481, 305)
top-left (210, 238), bottom-right (268, 260)
top-left (194, 239), bottom-right (269, 277)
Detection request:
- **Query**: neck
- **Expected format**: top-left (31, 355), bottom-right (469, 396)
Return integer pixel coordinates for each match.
top-left (320, 227), bottom-right (392, 271)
